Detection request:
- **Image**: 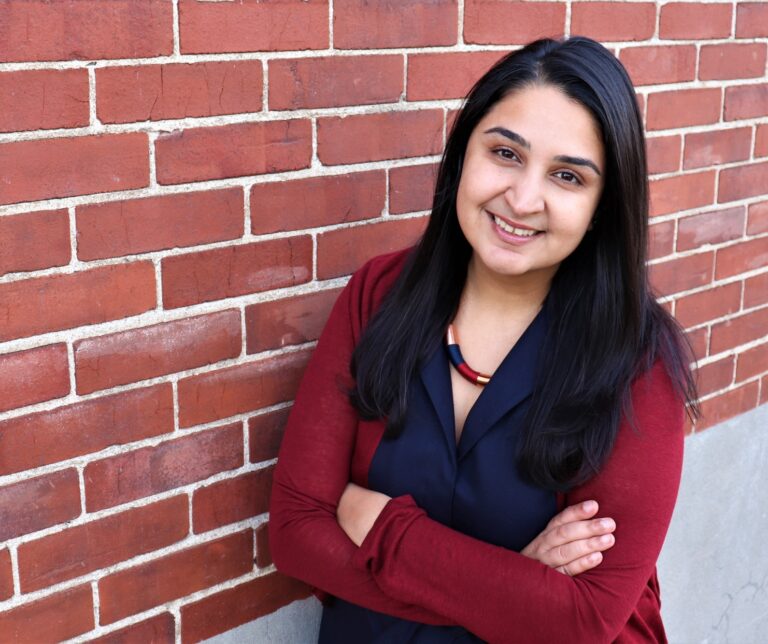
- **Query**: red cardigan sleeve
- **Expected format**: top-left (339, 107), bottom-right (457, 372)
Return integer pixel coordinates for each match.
top-left (350, 359), bottom-right (685, 643)
top-left (268, 257), bottom-right (455, 626)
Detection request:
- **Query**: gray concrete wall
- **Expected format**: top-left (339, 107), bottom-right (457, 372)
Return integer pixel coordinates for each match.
top-left (207, 404), bottom-right (768, 643)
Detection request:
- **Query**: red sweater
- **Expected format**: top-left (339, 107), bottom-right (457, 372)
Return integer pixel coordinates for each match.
top-left (269, 248), bottom-right (685, 643)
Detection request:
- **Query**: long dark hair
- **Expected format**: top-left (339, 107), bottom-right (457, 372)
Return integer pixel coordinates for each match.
top-left (349, 37), bottom-right (698, 492)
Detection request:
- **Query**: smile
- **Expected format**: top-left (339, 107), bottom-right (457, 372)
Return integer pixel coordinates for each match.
top-left (491, 214), bottom-right (543, 237)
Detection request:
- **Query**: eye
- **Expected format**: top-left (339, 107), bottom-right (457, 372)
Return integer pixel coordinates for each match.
top-left (553, 170), bottom-right (583, 186)
top-left (492, 147), bottom-right (520, 162)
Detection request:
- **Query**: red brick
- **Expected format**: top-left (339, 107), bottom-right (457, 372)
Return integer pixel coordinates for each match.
top-left (696, 381), bottom-right (759, 430)
top-left (99, 531), bottom-right (253, 625)
top-left (0, 344), bottom-right (68, 413)
top-left (660, 3), bottom-right (732, 39)
top-left (711, 307), bottom-right (768, 354)
top-left (737, 343), bottom-right (768, 382)
top-left (724, 84), bottom-right (768, 121)
top-left (89, 613), bottom-right (175, 644)
top-left (18, 495), bottom-right (188, 592)
top-left (180, 571), bottom-right (310, 644)
top-left (646, 135), bottom-right (681, 175)
top-left (156, 120), bottom-right (311, 185)
top-left (270, 55), bottom-right (402, 110)
top-left (317, 218), bottom-right (427, 280)
top-left (0, 0), bottom-right (172, 62)
top-left (648, 221), bottom-right (675, 260)
top-left (245, 288), bottom-right (341, 354)
top-left (179, 0), bottom-right (328, 54)
top-left (85, 423), bottom-right (243, 512)
top-left (0, 69), bottom-right (88, 133)
top-left (737, 3), bottom-right (768, 38)
top-left (193, 467), bottom-right (273, 533)
top-left (390, 163), bottom-right (439, 215)
top-left (719, 161), bottom-right (768, 203)
top-left (747, 202), bottom-right (768, 235)
top-left (677, 206), bottom-right (745, 251)
top-left (696, 355), bottom-right (735, 397)
top-left (756, 125), bottom-right (768, 158)
top-left (318, 110), bottom-right (443, 166)
top-left (745, 273), bottom-right (768, 309)
top-left (572, 2), bottom-right (656, 41)
top-left (0, 469), bottom-right (80, 541)
top-left (0, 209), bottom-right (70, 275)
top-left (649, 252), bottom-right (714, 297)
top-left (75, 311), bottom-right (241, 394)
top-left (0, 133), bottom-right (149, 205)
top-left (77, 189), bottom-right (243, 261)
top-left (335, 0), bottom-right (456, 49)
top-left (97, 61), bottom-right (263, 124)
top-left (0, 384), bottom-right (173, 476)
top-left (647, 88), bottom-right (721, 131)
top-left (178, 351), bottom-right (311, 428)
top-left (686, 326), bottom-right (709, 361)
top-left (700, 44), bottom-right (767, 81)
top-left (0, 585), bottom-right (93, 642)
top-left (716, 237), bottom-right (768, 280)
top-left (255, 522), bottom-right (272, 569)
top-left (162, 237), bottom-right (312, 309)
top-left (649, 170), bottom-right (716, 217)
top-left (249, 407), bottom-right (291, 464)
top-left (619, 46), bottom-right (696, 87)
top-left (0, 261), bottom-right (156, 342)
top-left (0, 548), bottom-right (12, 600)
top-left (250, 171), bottom-right (385, 234)
top-left (675, 283), bottom-right (742, 328)
top-left (683, 127), bottom-right (752, 170)
top-left (407, 52), bottom-right (503, 101)
top-left (464, 1), bottom-right (565, 45)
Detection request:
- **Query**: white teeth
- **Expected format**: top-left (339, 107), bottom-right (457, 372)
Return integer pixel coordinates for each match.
top-left (493, 215), bottom-right (539, 237)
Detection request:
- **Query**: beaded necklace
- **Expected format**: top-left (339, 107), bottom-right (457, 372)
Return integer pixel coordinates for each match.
top-left (446, 323), bottom-right (492, 386)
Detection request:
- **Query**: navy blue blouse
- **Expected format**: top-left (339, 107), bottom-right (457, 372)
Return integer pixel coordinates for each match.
top-left (319, 302), bottom-right (558, 643)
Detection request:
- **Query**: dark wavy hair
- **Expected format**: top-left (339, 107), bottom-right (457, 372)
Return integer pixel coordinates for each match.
top-left (349, 37), bottom-right (698, 492)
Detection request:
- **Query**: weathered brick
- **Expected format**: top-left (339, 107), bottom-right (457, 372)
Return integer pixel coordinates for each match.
top-left (75, 310), bottom-right (241, 394)
top-left (464, 1), bottom-right (565, 45)
top-left (747, 202), bottom-right (768, 235)
top-left (745, 273), bottom-right (768, 309)
top-left (245, 288), bottom-right (340, 354)
top-left (84, 423), bottom-right (243, 512)
top-left (180, 571), bottom-right (310, 643)
top-left (683, 127), bottom-right (752, 170)
top-left (317, 110), bottom-right (443, 165)
top-left (649, 252), bottom-right (714, 297)
top-left (178, 351), bottom-right (311, 428)
top-left (711, 307), bottom-right (768, 354)
top-left (250, 171), bottom-right (385, 234)
top-left (724, 84), bottom-right (768, 121)
top-left (756, 125), bottom-right (768, 158)
top-left (162, 237), bottom-right (312, 309)
top-left (99, 531), bottom-right (253, 625)
top-left (619, 46), bottom-right (696, 87)
top-left (571, 2), bottom-right (656, 41)
top-left (269, 56), bottom-right (402, 110)
top-left (0, 469), bottom-right (80, 541)
top-left (0, 0), bottom-right (172, 62)
top-left (0, 69), bottom-right (89, 133)
top-left (193, 467), bottom-right (273, 533)
top-left (686, 326), bottom-right (709, 361)
top-left (0, 209), bottom-right (70, 276)
top-left (696, 355), bottom-right (735, 397)
top-left (249, 407), bottom-right (292, 464)
top-left (179, 0), bottom-right (328, 54)
top-left (719, 161), bottom-right (768, 203)
top-left (696, 381), bottom-right (759, 430)
top-left (648, 221), bottom-right (675, 260)
top-left (389, 163), bottom-right (439, 215)
top-left (699, 43), bottom-right (767, 81)
top-left (335, 0), bottom-right (457, 49)
top-left (0, 133), bottom-right (149, 205)
top-left (660, 3), bottom-right (732, 39)
top-left (677, 206), bottom-right (745, 251)
top-left (736, 3), bottom-right (768, 38)
top-left (716, 237), bottom-right (768, 280)
top-left (0, 548), bottom-right (12, 600)
top-left (155, 120), bottom-right (311, 185)
top-left (0, 261), bottom-right (156, 342)
top-left (646, 88), bottom-right (721, 131)
top-left (407, 52), bottom-right (503, 101)
top-left (649, 170), bottom-right (716, 217)
top-left (0, 384), bottom-right (173, 476)
top-left (0, 343), bottom-right (68, 413)
top-left (77, 188), bottom-right (244, 261)
top-left (18, 495), bottom-right (188, 592)
top-left (675, 283), bottom-right (742, 329)
top-left (0, 585), bottom-right (93, 642)
top-left (88, 613), bottom-right (175, 644)
top-left (255, 522), bottom-right (272, 569)
top-left (737, 343), bottom-right (768, 382)
top-left (97, 61), bottom-right (263, 124)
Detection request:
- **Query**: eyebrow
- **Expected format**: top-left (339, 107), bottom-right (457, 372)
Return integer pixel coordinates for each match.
top-left (482, 126), bottom-right (602, 176)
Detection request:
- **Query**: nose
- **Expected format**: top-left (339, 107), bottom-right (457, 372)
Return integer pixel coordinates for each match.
top-left (504, 170), bottom-right (545, 217)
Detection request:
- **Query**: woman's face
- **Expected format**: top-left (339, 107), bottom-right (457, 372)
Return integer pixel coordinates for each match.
top-left (456, 83), bottom-right (605, 284)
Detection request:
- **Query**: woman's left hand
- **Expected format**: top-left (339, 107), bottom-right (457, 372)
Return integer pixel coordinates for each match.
top-left (337, 482), bottom-right (392, 546)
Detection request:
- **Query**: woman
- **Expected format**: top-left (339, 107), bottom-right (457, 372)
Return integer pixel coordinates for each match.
top-left (269, 37), bottom-right (697, 643)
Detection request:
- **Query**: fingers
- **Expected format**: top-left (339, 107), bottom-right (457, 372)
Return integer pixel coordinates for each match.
top-left (558, 551), bottom-right (604, 577)
top-left (547, 500), bottom-right (599, 530)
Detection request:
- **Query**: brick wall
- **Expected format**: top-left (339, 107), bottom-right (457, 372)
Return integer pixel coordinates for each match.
top-left (0, 0), bottom-right (765, 641)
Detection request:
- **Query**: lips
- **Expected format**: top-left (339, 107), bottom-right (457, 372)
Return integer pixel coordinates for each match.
top-left (488, 211), bottom-right (543, 237)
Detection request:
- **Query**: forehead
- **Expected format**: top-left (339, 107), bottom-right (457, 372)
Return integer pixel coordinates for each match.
top-left (475, 84), bottom-right (604, 161)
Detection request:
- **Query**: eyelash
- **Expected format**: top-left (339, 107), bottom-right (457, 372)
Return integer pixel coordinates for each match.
top-left (491, 147), bottom-right (584, 186)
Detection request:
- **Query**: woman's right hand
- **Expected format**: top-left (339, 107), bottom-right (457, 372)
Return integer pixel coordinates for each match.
top-left (521, 500), bottom-right (616, 576)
